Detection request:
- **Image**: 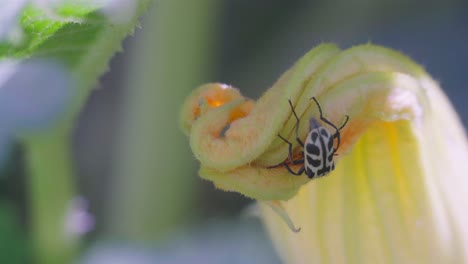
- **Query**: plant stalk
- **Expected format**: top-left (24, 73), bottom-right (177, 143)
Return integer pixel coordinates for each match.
top-left (108, 0), bottom-right (221, 240)
top-left (24, 127), bottom-right (78, 264)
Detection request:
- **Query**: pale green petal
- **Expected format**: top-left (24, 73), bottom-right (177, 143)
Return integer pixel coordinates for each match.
top-left (260, 72), bottom-right (468, 264)
top-left (180, 44), bottom-right (468, 263)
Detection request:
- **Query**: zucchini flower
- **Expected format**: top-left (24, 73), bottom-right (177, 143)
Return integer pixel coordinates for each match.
top-left (180, 44), bottom-right (468, 263)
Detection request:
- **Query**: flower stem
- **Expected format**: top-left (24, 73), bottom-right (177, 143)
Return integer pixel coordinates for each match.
top-left (107, 0), bottom-right (221, 240)
top-left (23, 127), bottom-right (78, 264)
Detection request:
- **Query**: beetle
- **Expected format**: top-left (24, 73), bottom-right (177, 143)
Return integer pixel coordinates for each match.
top-left (277, 97), bottom-right (349, 178)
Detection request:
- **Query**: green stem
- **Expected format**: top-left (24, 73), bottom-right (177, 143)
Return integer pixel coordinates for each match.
top-left (108, 0), bottom-right (221, 240)
top-left (23, 127), bottom-right (78, 264)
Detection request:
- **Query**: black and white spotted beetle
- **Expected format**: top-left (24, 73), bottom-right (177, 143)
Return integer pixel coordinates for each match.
top-left (277, 97), bottom-right (349, 178)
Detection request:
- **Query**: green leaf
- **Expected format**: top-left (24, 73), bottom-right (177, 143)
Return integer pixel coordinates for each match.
top-left (0, 0), bottom-right (151, 129)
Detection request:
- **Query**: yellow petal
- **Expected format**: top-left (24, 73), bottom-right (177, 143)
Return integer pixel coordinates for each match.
top-left (181, 43), bottom-right (468, 263)
top-left (259, 50), bottom-right (468, 263)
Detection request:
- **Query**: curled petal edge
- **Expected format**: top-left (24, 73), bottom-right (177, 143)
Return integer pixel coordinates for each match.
top-left (180, 44), bottom-right (434, 201)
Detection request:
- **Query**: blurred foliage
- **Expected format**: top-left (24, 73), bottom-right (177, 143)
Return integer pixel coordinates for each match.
top-left (82, 219), bottom-right (280, 264)
top-left (0, 202), bottom-right (30, 263)
top-left (0, 1), bottom-right (151, 263)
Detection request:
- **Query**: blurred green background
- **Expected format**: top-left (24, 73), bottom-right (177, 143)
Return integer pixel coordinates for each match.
top-left (0, 1), bottom-right (467, 263)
